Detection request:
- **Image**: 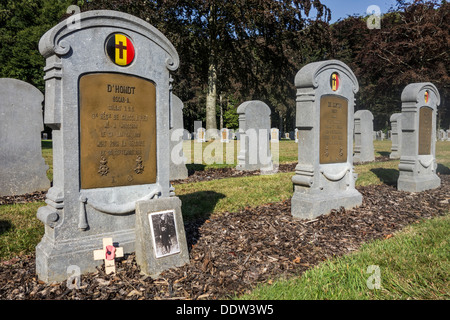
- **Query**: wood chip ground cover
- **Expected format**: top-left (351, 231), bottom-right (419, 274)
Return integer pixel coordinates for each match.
top-left (0, 172), bottom-right (448, 300)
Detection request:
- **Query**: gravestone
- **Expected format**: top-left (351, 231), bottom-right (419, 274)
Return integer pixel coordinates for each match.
top-left (353, 110), bottom-right (375, 163)
top-left (291, 60), bottom-right (362, 219)
top-left (397, 82), bottom-right (440, 192)
top-left (197, 127), bottom-right (206, 142)
top-left (284, 132), bottom-right (290, 139)
top-left (295, 128), bottom-right (299, 143)
top-left (236, 100), bottom-right (273, 172)
top-left (390, 113), bottom-right (403, 159)
top-left (0, 78), bottom-right (50, 196)
top-left (438, 129), bottom-right (445, 141)
top-left (270, 128), bottom-right (279, 141)
top-left (220, 128), bottom-right (230, 143)
top-left (36, 10), bottom-right (188, 282)
top-left (169, 95), bottom-right (188, 180)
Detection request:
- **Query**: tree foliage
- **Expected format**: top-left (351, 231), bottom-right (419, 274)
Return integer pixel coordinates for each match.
top-left (0, 0), bottom-right (74, 91)
top-left (0, 0), bottom-right (448, 131)
top-left (331, 0), bottom-right (449, 130)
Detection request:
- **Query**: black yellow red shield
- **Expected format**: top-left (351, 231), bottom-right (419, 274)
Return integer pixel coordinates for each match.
top-left (331, 72), bottom-right (340, 91)
top-left (106, 33), bottom-right (135, 66)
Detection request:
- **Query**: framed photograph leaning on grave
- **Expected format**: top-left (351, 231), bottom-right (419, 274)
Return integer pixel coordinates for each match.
top-left (148, 210), bottom-right (180, 258)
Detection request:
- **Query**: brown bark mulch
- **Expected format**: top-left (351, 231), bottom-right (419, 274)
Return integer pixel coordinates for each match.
top-left (0, 172), bottom-right (448, 300)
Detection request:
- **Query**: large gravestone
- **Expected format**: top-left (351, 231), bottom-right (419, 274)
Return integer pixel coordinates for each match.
top-left (36, 10), bottom-right (188, 282)
top-left (390, 113), bottom-right (403, 159)
top-left (0, 78), bottom-right (50, 196)
top-left (236, 100), bottom-right (273, 172)
top-left (354, 110), bottom-right (375, 163)
top-left (291, 60), bottom-right (362, 219)
top-left (397, 83), bottom-right (440, 192)
top-left (169, 95), bottom-right (188, 180)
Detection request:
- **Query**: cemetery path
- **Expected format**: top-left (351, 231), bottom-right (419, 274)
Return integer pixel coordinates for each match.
top-left (0, 174), bottom-right (448, 300)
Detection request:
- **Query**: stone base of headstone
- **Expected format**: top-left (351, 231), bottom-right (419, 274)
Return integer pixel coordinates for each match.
top-left (135, 196), bottom-right (189, 277)
top-left (291, 189), bottom-right (362, 220)
top-left (397, 173), bottom-right (441, 192)
top-left (36, 228), bottom-right (135, 283)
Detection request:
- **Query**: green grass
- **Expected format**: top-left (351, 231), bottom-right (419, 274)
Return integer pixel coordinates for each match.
top-left (175, 172), bottom-right (294, 220)
top-left (0, 202), bottom-right (45, 259)
top-left (41, 140), bottom-right (53, 181)
top-left (238, 214), bottom-right (450, 300)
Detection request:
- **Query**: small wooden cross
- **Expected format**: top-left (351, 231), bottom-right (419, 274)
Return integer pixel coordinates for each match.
top-left (93, 238), bottom-right (124, 275)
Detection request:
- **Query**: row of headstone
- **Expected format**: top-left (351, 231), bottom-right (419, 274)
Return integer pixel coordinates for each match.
top-left (1, 10), bottom-right (439, 283)
top-left (437, 129), bottom-right (450, 141)
top-left (290, 60), bottom-right (441, 220)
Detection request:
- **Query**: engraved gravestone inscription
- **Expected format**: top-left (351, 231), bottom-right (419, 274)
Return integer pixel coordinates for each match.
top-left (319, 96), bottom-right (348, 164)
top-left (418, 107), bottom-right (432, 156)
top-left (79, 73), bottom-right (157, 189)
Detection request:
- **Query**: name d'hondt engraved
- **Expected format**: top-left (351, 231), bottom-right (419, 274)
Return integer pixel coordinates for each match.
top-left (80, 73), bottom-right (156, 189)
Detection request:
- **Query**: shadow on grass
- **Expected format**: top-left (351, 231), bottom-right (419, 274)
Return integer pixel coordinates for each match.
top-left (179, 190), bottom-right (226, 221)
top-left (186, 163), bottom-right (206, 176)
top-left (377, 151), bottom-right (391, 157)
top-left (0, 220), bottom-right (12, 236)
top-left (437, 163), bottom-right (450, 175)
top-left (370, 168), bottom-right (399, 186)
top-left (41, 140), bottom-right (52, 150)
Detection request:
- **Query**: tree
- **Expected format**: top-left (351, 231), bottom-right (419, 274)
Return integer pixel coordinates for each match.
top-left (336, 0), bottom-right (450, 129)
top-left (0, 0), bottom-right (75, 91)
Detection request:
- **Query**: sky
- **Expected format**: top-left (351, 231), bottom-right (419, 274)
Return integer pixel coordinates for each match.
top-left (319, 0), bottom-right (405, 23)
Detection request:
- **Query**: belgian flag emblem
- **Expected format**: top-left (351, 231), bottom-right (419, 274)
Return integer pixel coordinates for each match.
top-left (106, 33), bottom-right (135, 66)
top-left (424, 91), bottom-right (429, 103)
top-left (331, 72), bottom-right (339, 91)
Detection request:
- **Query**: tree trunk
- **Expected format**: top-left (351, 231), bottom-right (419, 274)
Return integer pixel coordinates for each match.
top-left (206, 59), bottom-right (218, 139)
top-left (206, 3), bottom-right (218, 140)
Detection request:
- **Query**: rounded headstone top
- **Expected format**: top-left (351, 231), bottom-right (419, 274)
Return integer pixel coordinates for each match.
top-left (294, 59), bottom-right (359, 94)
top-left (401, 82), bottom-right (440, 106)
top-left (236, 100), bottom-right (271, 116)
top-left (39, 10), bottom-right (179, 71)
top-left (354, 110), bottom-right (374, 121)
top-left (0, 78), bottom-right (43, 102)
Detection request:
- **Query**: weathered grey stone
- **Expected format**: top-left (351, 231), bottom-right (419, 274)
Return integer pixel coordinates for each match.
top-left (169, 95), bottom-right (188, 180)
top-left (291, 60), bottom-right (362, 220)
top-left (397, 82), bottom-right (440, 192)
top-left (0, 78), bottom-right (50, 196)
top-left (353, 110), bottom-right (375, 163)
top-left (135, 196), bottom-right (189, 277)
top-left (36, 10), bottom-right (184, 282)
top-left (236, 101), bottom-right (273, 172)
top-left (390, 113), bottom-right (403, 159)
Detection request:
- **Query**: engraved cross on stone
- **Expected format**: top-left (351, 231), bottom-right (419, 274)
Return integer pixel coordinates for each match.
top-left (115, 41), bottom-right (127, 59)
top-left (93, 238), bottom-right (124, 275)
